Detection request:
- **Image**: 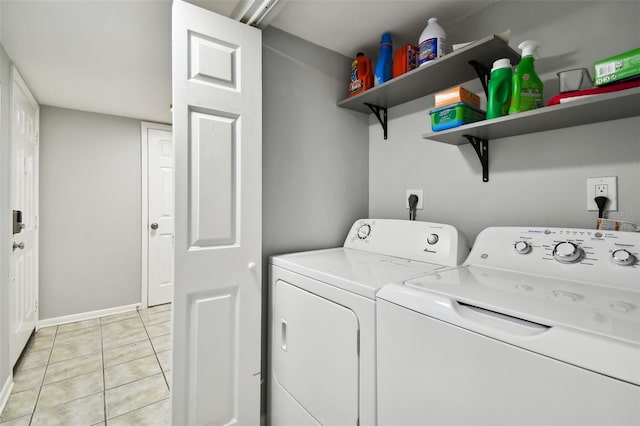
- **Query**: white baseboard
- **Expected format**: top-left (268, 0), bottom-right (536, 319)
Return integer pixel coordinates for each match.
top-left (0, 375), bottom-right (14, 416)
top-left (37, 303), bottom-right (141, 329)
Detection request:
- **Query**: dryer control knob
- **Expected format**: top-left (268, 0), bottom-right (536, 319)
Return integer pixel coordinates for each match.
top-left (514, 241), bottom-right (531, 254)
top-left (357, 224), bottom-right (371, 240)
top-left (611, 249), bottom-right (636, 266)
top-left (553, 242), bottom-right (583, 264)
top-left (427, 234), bottom-right (439, 245)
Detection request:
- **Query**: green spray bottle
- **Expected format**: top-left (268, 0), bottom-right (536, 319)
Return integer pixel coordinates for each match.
top-left (508, 40), bottom-right (544, 114)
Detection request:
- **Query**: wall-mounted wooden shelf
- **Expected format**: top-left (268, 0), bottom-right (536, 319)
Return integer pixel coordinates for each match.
top-left (422, 87), bottom-right (640, 182)
top-left (337, 35), bottom-right (520, 140)
top-left (338, 35), bottom-right (519, 114)
top-left (423, 87), bottom-right (640, 145)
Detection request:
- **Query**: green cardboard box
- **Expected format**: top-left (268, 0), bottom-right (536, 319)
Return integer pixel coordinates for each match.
top-left (594, 48), bottom-right (640, 86)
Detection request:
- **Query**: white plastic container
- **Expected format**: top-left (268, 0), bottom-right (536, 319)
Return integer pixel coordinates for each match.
top-left (418, 17), bottom-right (446, 67)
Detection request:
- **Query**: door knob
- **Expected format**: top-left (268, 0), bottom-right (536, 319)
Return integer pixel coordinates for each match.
top-left (150, 223), bottom-right (159, 230)
top-left (247, 262), bottom-right (256, 271)
top-left (13, 242), bottom-right (24, 251)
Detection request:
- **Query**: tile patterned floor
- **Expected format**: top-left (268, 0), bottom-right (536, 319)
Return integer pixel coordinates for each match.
top-left (0, 304), bottom-right (172, 426)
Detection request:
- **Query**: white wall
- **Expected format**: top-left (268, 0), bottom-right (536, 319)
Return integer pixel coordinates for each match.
top-left (39, 106), bottom-right (142, 319)
top-left (369, 1), bottom-right (640, 244)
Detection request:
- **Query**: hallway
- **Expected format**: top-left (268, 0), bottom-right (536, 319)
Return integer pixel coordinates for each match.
top-left (0, 304), bottom-right (172, 425)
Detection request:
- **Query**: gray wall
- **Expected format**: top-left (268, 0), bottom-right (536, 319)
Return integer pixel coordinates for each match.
top-left (0, 43), bottom-right (12, 394)
top-left (262, 26), bottom-right (369, 260)
top-left (369, 1), bottom-right (640, 244)
top-left (39, 106), bottom-right (142, 319)
top-left (261, 26), bottom-right (369, 417)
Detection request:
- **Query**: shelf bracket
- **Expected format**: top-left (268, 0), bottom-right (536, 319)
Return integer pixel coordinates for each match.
top-left (469, 60), bottom-right (490, 97)
top-left (365, 103), bottom-right (388, 140)
top-left (463, 135), bottom-right (489, 182)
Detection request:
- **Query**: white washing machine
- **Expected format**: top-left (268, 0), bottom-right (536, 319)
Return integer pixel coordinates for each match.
top-left (377, 226), bottom-right (640, 426)
top-left (268, 219), bottom-right (469, 426)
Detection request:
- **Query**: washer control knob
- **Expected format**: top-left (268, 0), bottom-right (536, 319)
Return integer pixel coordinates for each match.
top-left (611, 249), bottom-right (636, 266)
top-left (553, 242), bottom-right (583, 264)
top-left (514, 241), bottom-right (531, 254)
top-left (357, 224), bottom-right (371, 240)
top-left (427, 234), bottom-right (439, 245)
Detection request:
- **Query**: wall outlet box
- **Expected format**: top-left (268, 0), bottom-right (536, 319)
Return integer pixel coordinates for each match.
top-left (406, 189), bottom-right (423, 209)
top-left (587, 176), bottom-right (617, 211)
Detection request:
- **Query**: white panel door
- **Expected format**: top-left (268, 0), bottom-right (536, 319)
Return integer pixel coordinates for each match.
top-left (9, 67), bottom-right (39, 368)
top-left (172, 1), bottom-right (262, 425)
top-left (147, 126), bottom-right (174, 306)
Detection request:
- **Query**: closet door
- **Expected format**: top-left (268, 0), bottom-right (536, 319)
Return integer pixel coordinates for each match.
top-left (171, 1), bottom-right (262, 424)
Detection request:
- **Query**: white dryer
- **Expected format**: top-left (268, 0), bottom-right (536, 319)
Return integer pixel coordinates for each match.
top-left (268, 219), bottom-right (469, 426)
top-left (377, 226), bottom-right (640, 426)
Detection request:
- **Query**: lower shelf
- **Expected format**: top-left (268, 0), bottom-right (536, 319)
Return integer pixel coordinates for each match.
top-left (421, 87), bottom-right (640, 182)
top-left (422, 87), bottom-right (640, 145)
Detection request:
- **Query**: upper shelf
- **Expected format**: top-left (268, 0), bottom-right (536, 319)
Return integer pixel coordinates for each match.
top-left (422, 87), bottom-right (640, 145)
top-left (337, 35), bottom-right (520, 114)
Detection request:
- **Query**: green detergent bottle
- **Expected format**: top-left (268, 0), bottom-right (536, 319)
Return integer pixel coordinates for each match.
top-left (486, 58), bottom-right (512, 119)
top-left (508, 40), bottom-right (544, 114)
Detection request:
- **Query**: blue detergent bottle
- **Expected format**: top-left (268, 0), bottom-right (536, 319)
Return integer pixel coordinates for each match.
top-left (374, 32), bottom-right (393, 86)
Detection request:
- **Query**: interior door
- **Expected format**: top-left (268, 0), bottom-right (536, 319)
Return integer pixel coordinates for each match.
top-left (147, 125), bottom-right (174, 306)
top-left (172, 1), bottom-right (262, 425)
top-left (9, 66), bottom-right (39, 368)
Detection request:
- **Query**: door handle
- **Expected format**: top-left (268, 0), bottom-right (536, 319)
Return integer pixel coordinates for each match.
top-left (13, 242), bottom-right (25, 251)
top-left (280, 319), bottom-right (287, 351)
top-left (150, 223), bottom-right (159, 230)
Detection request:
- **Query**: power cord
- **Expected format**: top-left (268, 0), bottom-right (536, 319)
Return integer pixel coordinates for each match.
top-left (408, 194), bottom-right (419, 221)
top-left (594, 196), bottom-right (609, 219)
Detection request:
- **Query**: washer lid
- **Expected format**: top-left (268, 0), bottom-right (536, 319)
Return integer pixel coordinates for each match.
top-left (271, 247), bottom-right (444, 299)
top-left (402, 266), bottom-right (640, 345)
top-left (381, 266), bottom-right (640, 385)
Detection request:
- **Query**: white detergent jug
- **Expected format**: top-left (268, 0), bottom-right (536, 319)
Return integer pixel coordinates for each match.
top-left (418, 17), bottom-right (446, 67)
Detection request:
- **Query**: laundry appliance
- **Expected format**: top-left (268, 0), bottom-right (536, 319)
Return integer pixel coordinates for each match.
top-left (377, 226), bottom-right (640, 426)
top-left (268, 218), bottom-right (469, 426)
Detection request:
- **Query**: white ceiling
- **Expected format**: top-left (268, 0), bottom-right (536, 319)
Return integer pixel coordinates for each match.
top-left (269, 1), bottom-right (495, 58)
top-left (0, 0), bottom-right (495, 124)
top-left (1, 0), bottom-right (174, 123)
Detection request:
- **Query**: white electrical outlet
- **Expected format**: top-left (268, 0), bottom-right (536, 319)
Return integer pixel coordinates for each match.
top-left (587, 176), bottom-right (617, 211)
top-left (406, 189), bottom-right (423, 209)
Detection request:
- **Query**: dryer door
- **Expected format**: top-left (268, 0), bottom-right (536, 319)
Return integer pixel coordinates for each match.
top-left (272, 279), bottom-right (359, 426)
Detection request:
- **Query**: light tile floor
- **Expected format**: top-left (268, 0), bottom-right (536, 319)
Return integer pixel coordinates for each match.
top-left (0, 304), bottom-right (172, 426)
